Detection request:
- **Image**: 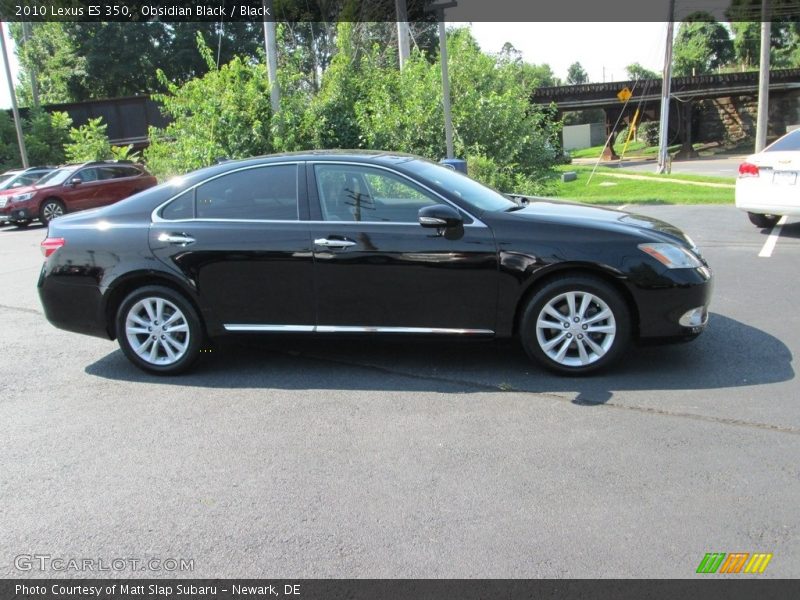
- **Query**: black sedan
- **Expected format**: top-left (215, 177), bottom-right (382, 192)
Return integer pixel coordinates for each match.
top-left (38, 151), bottom-right (713, 375)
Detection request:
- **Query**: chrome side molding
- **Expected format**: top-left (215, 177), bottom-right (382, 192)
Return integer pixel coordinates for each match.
top-left (223, 324), bottom-right (494, 335)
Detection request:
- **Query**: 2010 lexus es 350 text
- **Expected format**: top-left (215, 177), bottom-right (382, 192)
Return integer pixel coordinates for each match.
top-left (38, 151), bottom-right (713, 375)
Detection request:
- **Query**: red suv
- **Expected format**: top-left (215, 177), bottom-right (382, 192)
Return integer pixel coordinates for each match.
top-left (0, 161), bottom-right (158, 227)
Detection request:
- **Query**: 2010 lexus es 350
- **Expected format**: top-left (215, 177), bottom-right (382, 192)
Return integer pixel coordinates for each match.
top-left (38, 151), bottom-right (713, 375)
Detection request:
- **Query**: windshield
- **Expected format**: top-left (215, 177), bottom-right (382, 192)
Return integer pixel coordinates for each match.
top-left (35, 167), bottom-right (74, 187)
top-left (0, 174), bottom-right (17, 190)
top-left (409, 160), bottom-right (517, 213)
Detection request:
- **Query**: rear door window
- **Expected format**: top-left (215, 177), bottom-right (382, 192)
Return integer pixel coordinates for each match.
top-left (165, 164), bottom-right (299, 221)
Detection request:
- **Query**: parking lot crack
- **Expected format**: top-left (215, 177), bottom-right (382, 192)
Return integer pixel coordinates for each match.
top-left (0, 303), bottom-right (42, 316)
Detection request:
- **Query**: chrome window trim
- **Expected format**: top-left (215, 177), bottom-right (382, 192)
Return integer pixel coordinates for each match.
top-left (152, 162), bottom-right (302, 223)
top-left (224, 324), bottom-right (494, 335)
top-left (151, 159), bottom-right (487, 228)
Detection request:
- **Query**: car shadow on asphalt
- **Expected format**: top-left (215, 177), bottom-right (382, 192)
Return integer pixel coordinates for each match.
top-left (767, 221), bottom-right (800, 238)
top-left (84, 313), bottom-right (794, 403)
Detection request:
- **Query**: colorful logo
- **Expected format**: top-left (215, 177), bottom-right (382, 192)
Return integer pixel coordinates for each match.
top-left (696, 552), bottom-right (773, 574)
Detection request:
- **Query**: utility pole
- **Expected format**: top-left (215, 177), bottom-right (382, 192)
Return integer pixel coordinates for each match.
top-left (0, 22), bottom-right (28, 168)
top-left (21, 22), bottom-right (39, 107)
top-left (755, 0), bottom-right (771, 152)
top-left (429, 2), bottom-right (457, 159)
top-left (262, 0), bottom-right (280, 114)
top-left (395, 0), bottom-right (410, 69)
top-left (657, 0), bottom-right (675, 174)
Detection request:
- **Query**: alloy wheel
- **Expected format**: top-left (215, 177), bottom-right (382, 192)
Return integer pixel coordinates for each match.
top-left (534, 291), bottom-right (617, 368)
top-left (125, 297), bottom-right (191, 366)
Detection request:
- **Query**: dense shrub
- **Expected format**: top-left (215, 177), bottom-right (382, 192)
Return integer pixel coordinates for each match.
top-left (637, 121), bottom-right (661, 146)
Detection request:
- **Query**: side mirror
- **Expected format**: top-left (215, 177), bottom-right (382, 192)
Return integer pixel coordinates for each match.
top-left (69, 177), bottom-right (82, 186)
top-left (418, 204), bottom-right (463, 229)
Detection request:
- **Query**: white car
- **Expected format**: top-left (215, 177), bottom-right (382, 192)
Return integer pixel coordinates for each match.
top-left (735, 128), bottom-right (800, 227)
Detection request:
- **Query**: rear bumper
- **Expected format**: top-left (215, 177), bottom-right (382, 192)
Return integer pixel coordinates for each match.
top-left (38, 269), bottom-right (112, 340)
top-left (630, 266), bottom-right (714, 340)
top-left (736, 178), bottom-right (800, 216)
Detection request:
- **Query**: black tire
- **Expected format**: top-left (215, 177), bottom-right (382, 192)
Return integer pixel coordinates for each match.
top-left (519, 275), bottom-right (631, 375)
top-left (748, 212), bottom-right (779, 228)
top-left (39, 199), bottom-right (65, 225)
top-left (115, 285), bottom-right (204, 375)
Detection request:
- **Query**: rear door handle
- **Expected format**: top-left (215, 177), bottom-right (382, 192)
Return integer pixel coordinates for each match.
top-left (314, 237), bottom-right (356, 249)
top-left (158, 233), bottom-right (196, 246)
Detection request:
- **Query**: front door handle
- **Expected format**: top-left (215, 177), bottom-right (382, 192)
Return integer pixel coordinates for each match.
top-left (158, 232), bottom-right (196, 246)
top-left (314, 237), bottom-right (356, 249)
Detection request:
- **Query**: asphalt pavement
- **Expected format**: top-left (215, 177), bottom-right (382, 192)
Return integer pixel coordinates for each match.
top-left (0, 205), bottom-right (798, 578)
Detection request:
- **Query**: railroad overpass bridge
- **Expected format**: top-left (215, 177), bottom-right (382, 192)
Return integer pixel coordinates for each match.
top-left (531, 68), bottom-right (800, 159)
top-left (15, 95), bottom-right (169, 150)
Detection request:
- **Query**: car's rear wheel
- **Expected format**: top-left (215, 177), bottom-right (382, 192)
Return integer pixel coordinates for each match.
top-left (520, 275), bottom-right (631, 375)
top-left (116, 285), bottom-right (203, 375)
top-left (748, 212), bottom-right (780, 228)
top-left (40, 199), bottom-right (65, 225)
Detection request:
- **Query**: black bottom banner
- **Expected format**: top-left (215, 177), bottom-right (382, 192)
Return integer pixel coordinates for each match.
top-left (2, 579), bottom-right (799, 600)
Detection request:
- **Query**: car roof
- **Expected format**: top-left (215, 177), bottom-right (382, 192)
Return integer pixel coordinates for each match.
top-left (175, 150), bottom-right (422, 184)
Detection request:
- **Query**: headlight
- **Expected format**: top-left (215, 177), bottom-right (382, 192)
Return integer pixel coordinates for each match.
top-left (10, 192), bottom-right (35, 203)
top-left (638, 242), bottom-right (703, 269)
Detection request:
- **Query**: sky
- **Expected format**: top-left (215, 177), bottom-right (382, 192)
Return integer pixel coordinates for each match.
top-left (0, 22), bottom-right (671, 109)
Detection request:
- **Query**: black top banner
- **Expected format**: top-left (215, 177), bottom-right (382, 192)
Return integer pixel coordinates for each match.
top-left (3, 579), bottom-right (800, 600)
top-left (0, 0), bottom-right (798, 22)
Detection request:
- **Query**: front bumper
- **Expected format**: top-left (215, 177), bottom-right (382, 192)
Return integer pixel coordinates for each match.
top-left (630, 266), bottom-right (714, 340)
top-left (7, 206), bottom-right (35, 222)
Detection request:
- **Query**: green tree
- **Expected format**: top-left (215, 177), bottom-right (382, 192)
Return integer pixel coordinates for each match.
top-left (727, 0), bottom-right (800, 69)
top-left (673, 13), bottom-right (734, 76)
top-left (24, 110), bottom-right (72, 166)
top-left (9, 22), bottom-right (87, 105)
top-left (300, 23), bottom-right (367, 150)
top-left (64, 117), bottom-right (112, 163)
top-left (0, 112), bottom-right (21, 169)
top-left (144, 34), bottom-right (274, 178)
top-left (566, 62), bottom-right (589, 85)
top-left (625, 62), bottom-right (660, 80)
top-left (353, 28), bottom-right (561, 190)
top-left (10, 22), bottom-right (264, 104)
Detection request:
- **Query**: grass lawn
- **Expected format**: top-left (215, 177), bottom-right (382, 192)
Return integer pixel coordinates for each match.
top-left (546, 165), bottom-right (734, 205)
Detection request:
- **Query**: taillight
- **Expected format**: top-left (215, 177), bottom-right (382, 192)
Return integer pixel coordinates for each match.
top-left (40, 237), bottom-right (65, 257)
top-left (738, 162), bottom-right (760, 178)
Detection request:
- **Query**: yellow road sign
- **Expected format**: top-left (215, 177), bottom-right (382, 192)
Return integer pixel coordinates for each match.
top-left (617, 87), bottom-right (632, 102)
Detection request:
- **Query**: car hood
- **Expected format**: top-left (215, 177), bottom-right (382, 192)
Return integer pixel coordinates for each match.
top-left (505, 198), bottom-right (696, 249)
top-left (0, 184), bottom-right (37, 197)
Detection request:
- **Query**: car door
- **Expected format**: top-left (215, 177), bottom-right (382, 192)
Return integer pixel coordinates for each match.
top-left (62, 167), bottom-right (111, 211)
top-left (308, 162), bottom-right (498, 333)
top-left (149, 162), bottom-right (316, 329)
top-left (105, 165), bottom-right (149, 200)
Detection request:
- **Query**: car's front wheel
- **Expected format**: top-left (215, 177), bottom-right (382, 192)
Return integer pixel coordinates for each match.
top-left (116, 285), bottom-right (203, 375)
top-left (40, 199), bottom-right (65, 225)
top-left (748, 212), bottom-right (780, 228)
top-left (520, 275), bottom-right (631, 375)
